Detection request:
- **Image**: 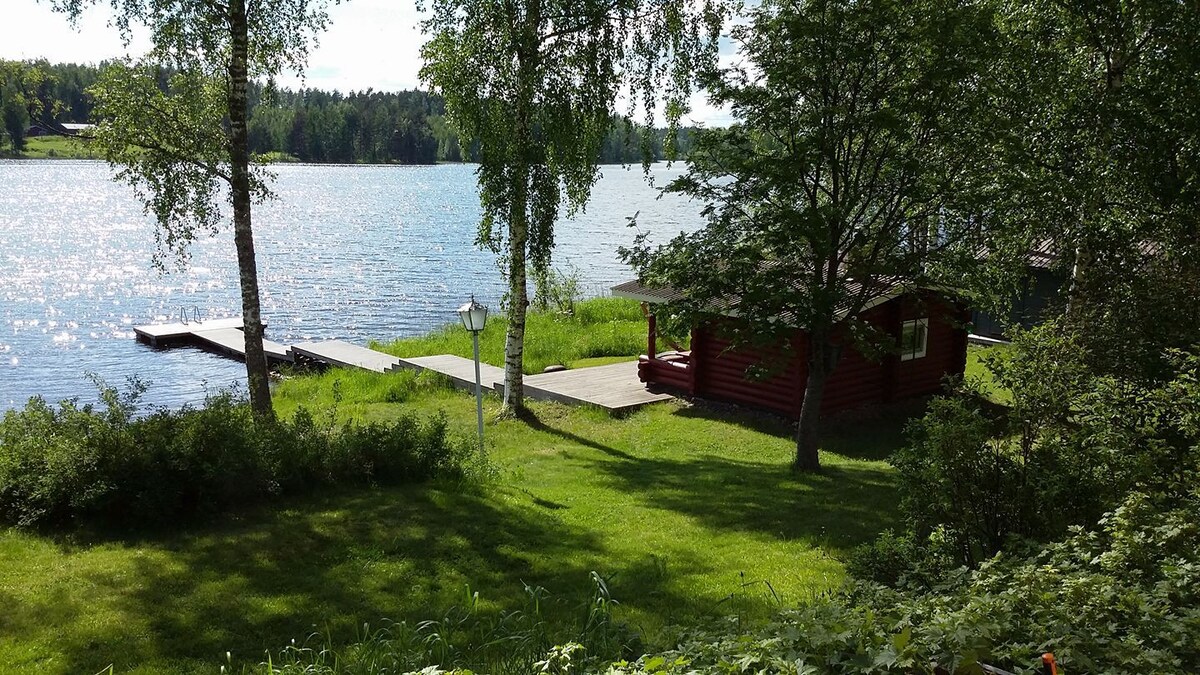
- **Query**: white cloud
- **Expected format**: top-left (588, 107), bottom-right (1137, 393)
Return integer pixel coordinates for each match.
top-left (274, 0), bottom-right (426, 93)
top-left (0, 1), bottom-right (150, 63)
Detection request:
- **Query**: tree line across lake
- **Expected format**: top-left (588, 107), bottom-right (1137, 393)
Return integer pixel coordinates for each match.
top-left (0, 59), bottom-right (695, 164)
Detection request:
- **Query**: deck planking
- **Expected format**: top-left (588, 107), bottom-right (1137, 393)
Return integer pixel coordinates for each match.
top-left (289, 341), bottom-right (403, 373)
top-left (134, 317), bottom-right (246, 346)
top-left (522, 360), bottom-right (674, 412)
top-left (391, 354), bottom-right (506, 391)
top-left (191, 327), bottom-right (293, 363)
top-left (133, 320), bottom-right (673, 413)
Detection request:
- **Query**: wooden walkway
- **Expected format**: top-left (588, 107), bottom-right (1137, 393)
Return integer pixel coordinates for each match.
top-left (393, 355), bottom-right (671, 412)
top-left (134, 317), bottom-right (245, 347)
top-left (290, 340), bottom-right (403, 373)
top-left (523, 361), bottom-right (673, 412)
top-left (192, 327), bottom-right (293, 363)
top-left (134, 320), bottom-right (674, 413)
top-left (391, 354), bottom-right (506, 391)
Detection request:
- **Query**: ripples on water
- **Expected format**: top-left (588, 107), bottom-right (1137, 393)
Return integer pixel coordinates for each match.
top-left (0, 160), bottom-right (701, 409)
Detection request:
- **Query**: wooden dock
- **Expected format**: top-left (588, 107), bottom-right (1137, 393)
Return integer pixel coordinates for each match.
top-left (134, 317), bottom-right (245, 347)
top-left (134, 319), bottom-right (674, 413)
top-left (523, 361), bottom-right (674, 412)
top-left (390, 354), bottom-right (506, 390)
top-left (192, 327), bottom-right (293, 363)
top-left (290, 340), bottom-right (403, 373)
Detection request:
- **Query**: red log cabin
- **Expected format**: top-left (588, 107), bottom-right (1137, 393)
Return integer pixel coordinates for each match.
top-left (611, 280), bottom-right (971, 418)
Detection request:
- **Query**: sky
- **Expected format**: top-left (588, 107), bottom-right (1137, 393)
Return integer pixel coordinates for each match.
top-left (1, 0), bottom-right (734, 126)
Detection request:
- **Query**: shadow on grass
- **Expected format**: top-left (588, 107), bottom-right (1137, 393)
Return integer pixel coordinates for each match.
top-left (585, 452), bottom-right (899, 552)
top-left (9, 483), bottom-right (673, 675)
top-left (515, 406), bottom-right (637, 460)
top-left (517, 408), bottom-right (900, 553)
top-left (668, 396), bottom-right (931, 463)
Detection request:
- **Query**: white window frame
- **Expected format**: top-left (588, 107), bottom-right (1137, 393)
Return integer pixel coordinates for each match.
top-left (900, 318), bottom-right (929, 361)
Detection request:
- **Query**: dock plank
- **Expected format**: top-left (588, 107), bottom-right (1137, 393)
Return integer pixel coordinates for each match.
top-left (392, 354), bottom-right (506, 391)
top-left (290, 341), bottom-right (403, 373)
top-left (522, 360), bottom-right (674, 412)
top-left (134, 317), bottom-right (246, 345)
top-left (192, 327), bottom-right (293, 363)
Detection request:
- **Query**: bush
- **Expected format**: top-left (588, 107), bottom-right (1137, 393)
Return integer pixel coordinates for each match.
top-left (845, 530), bottom-right (914, 587)
top-left (0, 381), bottom-right (479, 529)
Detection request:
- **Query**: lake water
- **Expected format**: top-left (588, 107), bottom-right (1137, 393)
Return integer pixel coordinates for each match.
top-left (0, 161), bottom-right (701, 410)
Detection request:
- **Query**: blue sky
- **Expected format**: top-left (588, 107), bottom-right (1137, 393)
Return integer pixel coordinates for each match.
top-left (3, 0), bottom-right (734, 126)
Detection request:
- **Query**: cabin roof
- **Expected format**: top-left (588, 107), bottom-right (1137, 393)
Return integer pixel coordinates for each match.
top-left (611, 275), bottom-right (931, 323)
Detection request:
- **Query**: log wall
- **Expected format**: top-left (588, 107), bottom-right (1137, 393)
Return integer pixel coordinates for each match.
top-left (641, 291), bottom-right (970, 418)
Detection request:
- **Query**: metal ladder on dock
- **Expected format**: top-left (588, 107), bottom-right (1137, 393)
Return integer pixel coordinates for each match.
top-left (179, 306), bottom-right (203, 325)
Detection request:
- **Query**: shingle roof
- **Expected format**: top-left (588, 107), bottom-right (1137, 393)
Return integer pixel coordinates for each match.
top-left (612, 276), bottom-right (921, 322)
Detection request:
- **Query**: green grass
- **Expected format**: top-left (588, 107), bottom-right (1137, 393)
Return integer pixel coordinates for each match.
top-left (0, 385), bottom-right (906, 673)
top-left (372, 298), bottom-right (677, 374)
top-left (1, 303), bottom-right (1006, 673)
top-left (965, 344), bottom-right (1011, 404)
top-left (8, 135), bottom-right (102, 159)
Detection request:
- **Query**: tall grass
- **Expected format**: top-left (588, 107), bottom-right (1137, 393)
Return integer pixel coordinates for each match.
top-left (252, 573), bottom-right (638, 675)
top-left (372, 298), bottom-right (655, 373)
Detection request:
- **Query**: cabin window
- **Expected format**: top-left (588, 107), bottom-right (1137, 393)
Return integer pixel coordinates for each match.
top-left (900, 318), bottom-right (929, 361)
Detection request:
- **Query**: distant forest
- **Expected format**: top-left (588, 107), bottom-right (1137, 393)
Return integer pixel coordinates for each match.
top-left (1, 60), bottom-right (696, 164)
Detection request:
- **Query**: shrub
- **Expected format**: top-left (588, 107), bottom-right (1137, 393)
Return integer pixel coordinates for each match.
top-left (0, 381), bottom-right (479, 529)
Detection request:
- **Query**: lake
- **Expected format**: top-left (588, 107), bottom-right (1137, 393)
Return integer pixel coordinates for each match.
top-left (0, 161), bottom-right (702, 410)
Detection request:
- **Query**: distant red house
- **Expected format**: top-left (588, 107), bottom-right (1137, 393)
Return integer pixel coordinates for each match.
top-left (612, 280), bottom-right (970, 418)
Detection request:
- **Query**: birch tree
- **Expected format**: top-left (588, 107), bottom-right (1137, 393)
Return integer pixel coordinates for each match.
top-left (420, 0), bottom-right (722, 412)
top-left (53, 0), bottom-right (338, 417)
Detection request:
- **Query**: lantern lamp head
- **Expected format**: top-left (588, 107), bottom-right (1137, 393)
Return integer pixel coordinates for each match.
top-left (458, 296), bottom-right (488, 333)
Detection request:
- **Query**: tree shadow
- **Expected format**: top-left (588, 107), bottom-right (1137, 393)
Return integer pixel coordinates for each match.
top-left (5, 483), bottom-right (666, 674)
top-left (669, 396), bottom-right (929, 462)
top-left (580, 451), bottom-right (899, 554)
top-left (515, 406), bottom-right (637, 460)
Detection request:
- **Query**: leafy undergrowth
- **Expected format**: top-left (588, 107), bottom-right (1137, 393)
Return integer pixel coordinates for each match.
top-left (0, 376), bottom-right (475, 530)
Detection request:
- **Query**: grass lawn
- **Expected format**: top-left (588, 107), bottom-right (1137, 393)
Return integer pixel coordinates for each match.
top-left (0, 303), bottom-right (1005, 674)
top-left (9, 135), bottom-right (102, 160)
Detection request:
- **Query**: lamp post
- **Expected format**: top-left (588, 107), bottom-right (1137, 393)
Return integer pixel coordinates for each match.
top-left (457, 295), bottom-right (488, 451)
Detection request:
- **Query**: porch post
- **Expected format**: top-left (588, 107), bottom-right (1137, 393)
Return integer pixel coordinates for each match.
top-left (647, 311), bottom-right (657, 360)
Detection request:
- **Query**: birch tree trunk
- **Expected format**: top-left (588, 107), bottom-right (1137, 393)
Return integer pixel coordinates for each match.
top-left (502, 162), bottom-right (530, 411)
top-left (227, 0), bottom-right (273, 418)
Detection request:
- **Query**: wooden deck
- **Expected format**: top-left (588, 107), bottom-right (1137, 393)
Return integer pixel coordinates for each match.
top-left (523, 361), bottom-right (674, 412)
top-left (192, 327), bottom-right (293, 363)
top-left (393, 356), bottom-right (673, 413)
top-left (133, 319), bottom-right (673, 413)
top-left (134, 317), bottom-right (245, 346)
top-left (391, 354), bottom-right (506, 391)
top-left (289, 341), bottom-right (403, 373)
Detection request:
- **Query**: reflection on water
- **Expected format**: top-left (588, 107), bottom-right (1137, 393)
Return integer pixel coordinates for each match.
top-left (0, 160), bottom-right (701, 409)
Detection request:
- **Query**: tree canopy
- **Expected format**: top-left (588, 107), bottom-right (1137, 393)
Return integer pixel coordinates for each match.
top-left (54, 0), bottom-right (339, 416)
top-left (622, 0), bottom-right (1004, 470)
top-left (421, 0), bottom-right (722, 411)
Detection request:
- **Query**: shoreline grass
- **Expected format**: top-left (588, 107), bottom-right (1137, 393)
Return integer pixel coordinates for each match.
top-left (371, 298), bottom-right (682, 374)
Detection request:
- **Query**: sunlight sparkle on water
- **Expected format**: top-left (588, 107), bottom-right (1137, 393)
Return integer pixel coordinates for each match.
top-left (0, 161), bottom-right (701, 410)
